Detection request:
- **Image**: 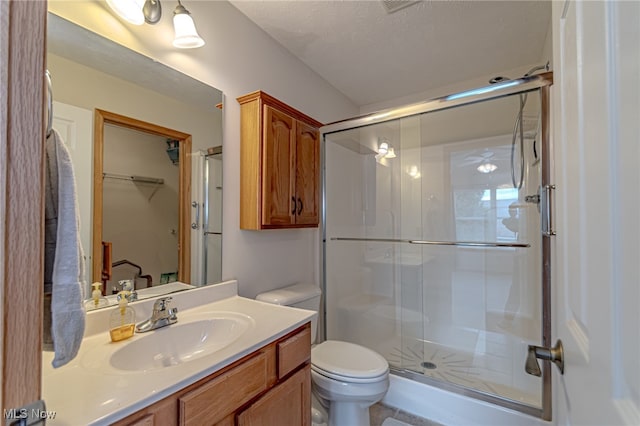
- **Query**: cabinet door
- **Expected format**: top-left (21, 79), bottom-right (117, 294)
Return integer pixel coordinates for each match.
top-left (236, 365), bottom-right (311, 426)
top-left (294, 122), bottom-right (319, 225)
top-left (262, 105), bottom-right (295, 226)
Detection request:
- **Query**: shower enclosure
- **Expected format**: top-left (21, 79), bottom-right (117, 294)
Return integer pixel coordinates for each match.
top-left (321, 74), bottom-right (553, 418)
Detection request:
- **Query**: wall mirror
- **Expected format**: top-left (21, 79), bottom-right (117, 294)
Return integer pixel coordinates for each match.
top-left (47, 12), bottom-right (224, 308)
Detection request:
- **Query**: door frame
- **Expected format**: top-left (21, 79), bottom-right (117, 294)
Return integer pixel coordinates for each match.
top-left (0, 0), bottom-right (47, 411)
top-left (92, 109), bottom-right (192, 286)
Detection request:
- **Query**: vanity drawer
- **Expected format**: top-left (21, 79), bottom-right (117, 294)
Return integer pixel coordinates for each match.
top-left (277, 323), bottom-right (311, 379)
top-left (179, 351), bottom-right (270, 426)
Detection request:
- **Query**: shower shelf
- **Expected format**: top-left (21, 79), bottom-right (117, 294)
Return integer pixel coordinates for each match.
top-left (329, 237), bottom-right (529, 249)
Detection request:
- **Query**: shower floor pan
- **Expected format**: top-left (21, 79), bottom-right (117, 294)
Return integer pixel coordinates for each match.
top-left (376, 336), bottom-right (541, 408)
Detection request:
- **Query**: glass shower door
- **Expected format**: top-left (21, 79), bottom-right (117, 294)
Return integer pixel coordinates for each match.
top-left (323, 83), bottom-right (550, 417)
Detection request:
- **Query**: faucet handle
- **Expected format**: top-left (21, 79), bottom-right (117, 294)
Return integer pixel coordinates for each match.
top-left (153, 296), bottom-right (172, 312)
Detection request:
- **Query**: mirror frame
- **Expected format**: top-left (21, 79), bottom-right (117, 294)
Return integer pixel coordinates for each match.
top-left (92, 109), bottom-right (192, 285)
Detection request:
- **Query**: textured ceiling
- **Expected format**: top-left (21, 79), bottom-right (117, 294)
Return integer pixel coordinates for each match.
top-left (229, 0), bottom-right (551, 106)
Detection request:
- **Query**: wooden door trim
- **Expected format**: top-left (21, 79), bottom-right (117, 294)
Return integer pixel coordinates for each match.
top-left (0, 0), bottom-right (47, 410)
top-left (92, 109), bottom-right (192, 286)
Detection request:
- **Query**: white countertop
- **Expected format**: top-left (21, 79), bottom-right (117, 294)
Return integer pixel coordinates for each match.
top-left (42, 280), bottom-right (315, 425)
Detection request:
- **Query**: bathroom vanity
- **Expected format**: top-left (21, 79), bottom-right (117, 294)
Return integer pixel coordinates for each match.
top-left (42, 281), bottom-right (314, 425)
top-left (113, 325), bottom-right (311, 426)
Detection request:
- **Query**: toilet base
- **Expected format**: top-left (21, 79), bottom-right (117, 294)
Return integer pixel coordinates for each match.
top-left (311, 392), bottom-right (328, 426)
top-left (312, 388), bottom-right (375, 426)
top-left (329, 401), bottom-right (371, 426)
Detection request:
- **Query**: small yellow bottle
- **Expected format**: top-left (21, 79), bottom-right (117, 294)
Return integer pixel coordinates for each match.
top-left (109, 291), bottom-right (136, 342)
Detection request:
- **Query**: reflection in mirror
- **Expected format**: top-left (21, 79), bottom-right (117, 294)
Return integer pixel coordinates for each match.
top-left (47, 12), bottom-right (223, 309)
top-left (204, 147), bottom-right (223, 284)
top-left (95, 110), bottom-right (192, 295)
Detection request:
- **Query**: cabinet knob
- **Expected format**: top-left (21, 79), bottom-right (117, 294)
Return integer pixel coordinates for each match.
top-left (291, 197), bottom-right (296, 215)
top-left (297, 198), bottom-right (303, 215)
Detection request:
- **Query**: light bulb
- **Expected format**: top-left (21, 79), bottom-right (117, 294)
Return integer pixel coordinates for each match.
top-left (106, 0), bottom-right (145, 25)
top-left (378, 142), bottom-right (389, 155)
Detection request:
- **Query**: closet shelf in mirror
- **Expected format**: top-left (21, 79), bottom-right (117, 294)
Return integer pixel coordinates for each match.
top-left (103, 173), bottom-right (165, 200)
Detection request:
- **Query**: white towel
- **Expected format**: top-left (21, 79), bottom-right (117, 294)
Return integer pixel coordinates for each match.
top-left (47, 129), bottom-right (86, 368)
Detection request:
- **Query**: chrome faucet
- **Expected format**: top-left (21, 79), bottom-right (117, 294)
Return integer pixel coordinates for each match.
top-left (135, 297), bottom-right (178, 333)
top-left (116, 279), bottom-right (138, 302)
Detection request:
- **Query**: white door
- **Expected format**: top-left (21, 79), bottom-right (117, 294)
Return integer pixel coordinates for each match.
top-left (52, 101), bottom-right (93, 289)
top-left (552, 1), bottom-right (640, 424)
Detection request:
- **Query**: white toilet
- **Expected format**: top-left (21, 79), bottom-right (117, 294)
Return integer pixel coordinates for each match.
top-left (256, 283), bottom-right (390, 426)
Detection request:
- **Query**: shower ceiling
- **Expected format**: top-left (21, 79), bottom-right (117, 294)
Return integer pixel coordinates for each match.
top-left (229, 0), bottom-right (551, 107)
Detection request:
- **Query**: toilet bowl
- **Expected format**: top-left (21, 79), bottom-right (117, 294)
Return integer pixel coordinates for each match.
top-left (256, 284), bottom-right (390, 426)
top-left (312, 340), bottom-right (389, 426)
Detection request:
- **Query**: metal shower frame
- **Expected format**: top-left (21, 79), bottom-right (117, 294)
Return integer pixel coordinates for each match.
top-left (319, 72), bottom-right (554, 420)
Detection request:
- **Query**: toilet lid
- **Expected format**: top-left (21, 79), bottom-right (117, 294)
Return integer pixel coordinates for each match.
top-left (311, 340), bottom-right (389, 380)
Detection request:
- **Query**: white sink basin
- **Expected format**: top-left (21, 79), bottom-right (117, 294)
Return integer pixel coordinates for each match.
top-left (110, 312), bottom-right (254, 371)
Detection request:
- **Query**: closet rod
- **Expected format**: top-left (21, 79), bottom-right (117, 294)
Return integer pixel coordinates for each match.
top-left (102, 172), bottom-right (164, 185)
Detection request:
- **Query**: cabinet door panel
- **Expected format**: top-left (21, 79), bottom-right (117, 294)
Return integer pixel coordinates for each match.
top-left (179, 352), bottom-right (269, 425)
top-left (236, 365), bottom-right (311, 426)
top-left (295, 122), bottom-right (319, 225)
top-left (262, 106), bottom-right (295, 226)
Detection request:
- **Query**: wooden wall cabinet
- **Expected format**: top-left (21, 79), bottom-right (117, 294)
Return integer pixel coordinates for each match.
top-left (113, 324), bottom-right (311, 426)
top-left (238, 91), bottom-right (322, 230)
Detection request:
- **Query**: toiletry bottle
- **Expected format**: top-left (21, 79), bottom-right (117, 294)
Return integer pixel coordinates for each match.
top-left (109, 291), bottom-right (136, 342)
top-left (85, 282), bottom-right (108, 310)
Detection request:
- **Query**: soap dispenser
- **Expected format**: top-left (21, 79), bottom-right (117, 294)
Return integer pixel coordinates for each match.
top-left (109, 291), bottom-right (136, 342)
top-left (85, 282), bottom-right (109, 310)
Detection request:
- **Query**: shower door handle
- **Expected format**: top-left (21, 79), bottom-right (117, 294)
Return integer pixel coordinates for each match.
top-left (191, 201), bottom-right (200, 229)
top-left (525, 339), bottom-right (564, 376)
top-left (540, 184), bottom-right (556, 236)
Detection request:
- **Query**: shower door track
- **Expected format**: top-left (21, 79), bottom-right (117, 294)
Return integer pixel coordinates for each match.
top-left (330, 237), bottom-right (530, 249)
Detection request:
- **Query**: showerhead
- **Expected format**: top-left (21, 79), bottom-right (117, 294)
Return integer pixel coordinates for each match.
top-left (489, 76), bottom-right (511, 84)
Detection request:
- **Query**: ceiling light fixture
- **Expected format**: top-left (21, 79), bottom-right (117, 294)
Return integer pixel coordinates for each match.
top-left (173, 0), bottom-right (205, 49)
top-left (477, 163), bottom-right (498, 174)
top-left (106, 0), bottom-right (145, 25)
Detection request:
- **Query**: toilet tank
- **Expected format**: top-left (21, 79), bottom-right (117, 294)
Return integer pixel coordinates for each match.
top-left (256, 283), bottom-right (321, 342)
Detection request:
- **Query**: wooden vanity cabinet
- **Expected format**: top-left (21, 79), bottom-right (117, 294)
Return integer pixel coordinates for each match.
top-left (238, 91), bottom-right (322, 230)
top-left (113, 323), bottom-right (311, 426)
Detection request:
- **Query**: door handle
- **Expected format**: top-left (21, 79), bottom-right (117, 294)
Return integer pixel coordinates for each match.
top-left (525, 339), bottom-right (564, 376)
top-left (297, 198), bottom-right (303, 215)
top-left (291, 197), bottom-right (296, 214)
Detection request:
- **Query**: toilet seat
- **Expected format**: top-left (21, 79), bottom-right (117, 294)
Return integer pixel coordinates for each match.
top-left (311, 340), bottom-right (389, 384)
